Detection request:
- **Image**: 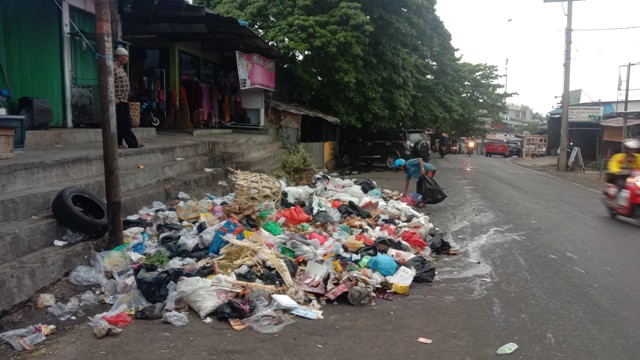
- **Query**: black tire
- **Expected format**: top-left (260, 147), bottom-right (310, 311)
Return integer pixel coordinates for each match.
top-left (51, 187), bottom-right (108, 238)
top-left (385, 153), bottom-right (399, 170)
top-left (485, 153), bottom-right (489, 157)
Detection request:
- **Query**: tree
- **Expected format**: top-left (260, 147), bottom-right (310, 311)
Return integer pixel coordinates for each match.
top-left (194, 0), bottom-right (510, 132)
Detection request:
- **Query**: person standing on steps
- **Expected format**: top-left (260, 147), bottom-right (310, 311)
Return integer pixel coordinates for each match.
top-left (114, 47), bottom-right (143, 149)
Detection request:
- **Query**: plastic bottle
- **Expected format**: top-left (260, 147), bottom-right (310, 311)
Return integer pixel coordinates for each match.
top-left (496, 342), bottom-right (518, 355)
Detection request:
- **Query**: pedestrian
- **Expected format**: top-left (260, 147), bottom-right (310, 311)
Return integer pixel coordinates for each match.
top-left (114, 47), bottom-right (143, 149)
top-left (393, 157), bottom-right (437, 206)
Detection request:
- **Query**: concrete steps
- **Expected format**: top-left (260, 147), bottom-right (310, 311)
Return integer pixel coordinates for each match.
top-left (0, 129), bottom-right (282, 313)
top-left (25, 128), bottom-right (156, 147)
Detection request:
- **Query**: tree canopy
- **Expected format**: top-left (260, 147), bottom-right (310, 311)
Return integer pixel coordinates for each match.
top-left (194, 0), bottom-right (511, 134)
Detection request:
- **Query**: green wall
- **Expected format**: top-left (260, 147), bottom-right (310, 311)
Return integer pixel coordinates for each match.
top-left (0, 0), bottom-right (64, 127)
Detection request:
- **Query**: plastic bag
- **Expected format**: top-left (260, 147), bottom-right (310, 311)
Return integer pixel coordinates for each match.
top-left (79, 291), bottom-right (101, 310)
top-left (102, 312), bottom-right (132, 327)
top-left (263, 222), bottom-right (283, 236)
top-left (208, 219), bottom-right (245, 255)
top-left (406, 256), bottom-right (436, 283)
top-left (241, 309), bottom-right (295, 334)
top-left (387, 266), bottom-right (416, 286)
top-left (214, 299), bottom-right (253, 320)
top-left (94, 250), bottom-right (133, 273)
top-left (416, 175), bottom-right (447, 204)
top-left (176, 277), bottom-right (235, 318)
top-left (88, 317), bottom-right (121, 338)
top-left (386, 248), bottom-right (416, 266)
top-left (367, 255), bottom-right (398, 276)
top-left (162, 311), bottom-right (189, 326)
top-left (347, 286), bottom-right (372, 306)
top-left (136, 303), bottom-right (165, 320)
top-left (68, 265), bottom-right (106, 286)
top-left (282, 206), bottom-right (311, 226)
top-left (0, 327), bottom-right (47, 351)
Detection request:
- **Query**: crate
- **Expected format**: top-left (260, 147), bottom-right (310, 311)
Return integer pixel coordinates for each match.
top-left (129, 102), bottom-right (141, 128)
top-left (0, 128), bottom-right (15, 159)
top-left (0, 115), bottom-right (25, 148)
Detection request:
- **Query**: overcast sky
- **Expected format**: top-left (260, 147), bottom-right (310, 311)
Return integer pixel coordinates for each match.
top-left (435, 0), bottom-right (640, 114)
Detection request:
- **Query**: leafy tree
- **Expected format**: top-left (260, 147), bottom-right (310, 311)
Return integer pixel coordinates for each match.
top-left (194, 0), bottom-right (510, 133)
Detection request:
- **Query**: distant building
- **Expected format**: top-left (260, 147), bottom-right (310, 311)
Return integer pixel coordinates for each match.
top-left (503, 103), bottom-right (533, 123)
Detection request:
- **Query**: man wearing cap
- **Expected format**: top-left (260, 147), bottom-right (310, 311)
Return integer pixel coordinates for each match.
top-left (114, 47), bottom-right (142, 149)
top-left (394, 157), bottom-right (437, 202)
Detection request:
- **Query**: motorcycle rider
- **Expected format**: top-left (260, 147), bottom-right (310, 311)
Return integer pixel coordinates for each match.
top-left (439, 132), bottom-right (449, 156)
top-left (607, 138), bottom-right (640, 190)
top-left (393, 158), bottom-right (437, 207)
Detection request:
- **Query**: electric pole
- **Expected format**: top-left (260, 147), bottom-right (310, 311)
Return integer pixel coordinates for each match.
top-left (558, 0), bottom-right (573, 171)
top-left (95, 0), bottom-right (124, 246)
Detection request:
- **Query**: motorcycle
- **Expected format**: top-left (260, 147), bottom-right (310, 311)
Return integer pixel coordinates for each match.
top-left (467, 141), bottom-right (475, 157)
top-left (139, 97), bottom-right (165, 128)
top-left (603, 170), bottom-right (640, 226)
top-left (439, 145), bottom-right (447, 158)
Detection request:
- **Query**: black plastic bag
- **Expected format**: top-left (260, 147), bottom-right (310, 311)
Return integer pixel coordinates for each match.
top-left (429, 232), bottom-right (451, 254)
top-left (374, 237), bottom-right (404, 252)
top-left (406, 256), bottom-right (436, 283)
top-left (416, 175), bottom-right (447, 204)
top-left (348, 201), bottom-right (371, 219)
top-left (214, 299), bottom-right (254, 320)
top-left (355, 179), bottom-right (378, 194)
top-left (134, 265), bottom-right (183, 303)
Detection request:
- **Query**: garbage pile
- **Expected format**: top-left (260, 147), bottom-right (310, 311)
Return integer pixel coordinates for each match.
top-left (3, 171), bottom-right (451, 348)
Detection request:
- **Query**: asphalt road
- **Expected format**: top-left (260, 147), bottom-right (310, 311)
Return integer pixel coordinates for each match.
top-left (8, 154), bottom-right (640, 360)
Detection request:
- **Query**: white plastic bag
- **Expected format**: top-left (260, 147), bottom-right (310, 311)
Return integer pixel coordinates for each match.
top-left (163, 311), bottom-right (189, 326)
top-left (386, 266), bottom-right (417, 286)
top-left (176, 277), bottom-right (235, 318)
top-left (68, 265), bottom-right (106, 286)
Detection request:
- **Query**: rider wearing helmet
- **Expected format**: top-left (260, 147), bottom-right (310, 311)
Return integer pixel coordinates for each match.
top-left (393, 157), bottom-right (437, 197)
top-left (607, 138), bottom-right (640, 189)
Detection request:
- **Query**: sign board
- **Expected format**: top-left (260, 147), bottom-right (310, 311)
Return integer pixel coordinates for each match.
top-left (236, 51), bottom-right (276, 91)
top-left (568, 106), bottom-right (604, 122)
top-left (568, 89), bottom-right (582, 105)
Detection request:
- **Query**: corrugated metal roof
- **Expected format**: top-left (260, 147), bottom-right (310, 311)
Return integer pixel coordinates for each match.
top-left (269, 100), bottom-right (340, 124)
top-left (600, 117), bottom-right (640, 127)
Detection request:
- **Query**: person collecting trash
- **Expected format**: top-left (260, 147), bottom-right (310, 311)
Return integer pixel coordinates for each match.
top-left (393, 158), bottom-right (437, 207)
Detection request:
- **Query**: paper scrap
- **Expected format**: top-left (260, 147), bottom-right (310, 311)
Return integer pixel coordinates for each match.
top-left (417, 337), bottom-right (433, 344)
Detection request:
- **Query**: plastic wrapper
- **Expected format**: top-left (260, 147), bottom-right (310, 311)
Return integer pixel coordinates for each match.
top-left (68, 265), bottom-right (106, 286)
top-left (387, 266), bottom-right (416, 286)
top-left (88, 316), bottom-right (122, 338)
top-left (94, 250), bottom-right (133, 273)
top-left (79, 291), bottom-right (101, 310)
top-left (47, 296), bottom-right (81, 321)
top-left (163, 311), bottom-right (189, 326)
top-left (102, 312), bottom-right (132, 327)
top-left (61, 229), bottom-right (89, 244)
top-left (123, 227), bottom-right (145, 245)
top-left (0, 327), bottom-right (47, 351)
top-left (241, 309), bottom-right (295, 334)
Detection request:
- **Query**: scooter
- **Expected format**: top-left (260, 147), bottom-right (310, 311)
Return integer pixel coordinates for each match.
top-left (603, 170), bottom-right (640, 226)
top-left (139, 97), bottom-right (165, 128)
top-left (467, 141), bottom-right (475, 157)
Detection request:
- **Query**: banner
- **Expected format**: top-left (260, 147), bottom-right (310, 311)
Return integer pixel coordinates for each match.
top-left (568, 106), bottom-right (603, 122)
top-left (236, 51), bottom-right (276, 91)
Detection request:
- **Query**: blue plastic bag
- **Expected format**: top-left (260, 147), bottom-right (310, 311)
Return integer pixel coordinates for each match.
top-left (208, 219), bottom-right (245, 255)
top-left (367, 254), bottom-right (398, 276)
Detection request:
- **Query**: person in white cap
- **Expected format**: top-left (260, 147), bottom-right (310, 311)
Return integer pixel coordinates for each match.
top-left (113, 47), bottom-right (142, 149)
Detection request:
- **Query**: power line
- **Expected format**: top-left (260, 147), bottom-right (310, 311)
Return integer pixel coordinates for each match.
top-left (574, 25), bottom-right (640, 32)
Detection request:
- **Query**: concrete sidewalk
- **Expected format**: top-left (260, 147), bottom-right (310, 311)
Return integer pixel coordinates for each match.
top-left (510, 155), bottom-right (605, 191)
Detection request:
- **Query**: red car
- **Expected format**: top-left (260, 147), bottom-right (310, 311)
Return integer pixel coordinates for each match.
top-left (485, 140), bottom-right (509, 158)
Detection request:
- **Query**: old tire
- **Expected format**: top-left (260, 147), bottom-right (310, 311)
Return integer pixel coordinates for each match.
top-left (51, 187), bottom-right (108, 238)
top-left (386, 153), bottom-right (399, 169)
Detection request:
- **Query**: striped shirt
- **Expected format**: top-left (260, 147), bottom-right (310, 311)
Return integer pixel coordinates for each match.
top-left (114, 63), bottom-right (130, 103)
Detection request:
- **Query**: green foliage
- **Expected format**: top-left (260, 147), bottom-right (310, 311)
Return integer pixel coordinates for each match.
top-left (143, 251), bottom-right (169, 268)
top-left (272, 144), bottom-right (317, 185)
top-left (194, 0), bottom-right (510, 135)
top-left (515, 122), bottom-right (543, 135)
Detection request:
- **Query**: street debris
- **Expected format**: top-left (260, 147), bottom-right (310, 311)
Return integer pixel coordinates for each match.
top-left (5, 171), bottom-right (459, 352)
top-left (417, 337), bottom-right (433, 344)
top-left (496, 342), bottom-right (518, 355)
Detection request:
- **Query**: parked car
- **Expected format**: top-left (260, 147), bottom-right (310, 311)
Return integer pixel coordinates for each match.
top-left (507, 141), bottom-right (523, 157)
top-left (485, 140), bottom-right (509, 158)
top-left (340, 129), bottom-right (431, 169)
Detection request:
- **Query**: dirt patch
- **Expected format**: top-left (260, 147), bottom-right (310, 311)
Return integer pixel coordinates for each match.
top-left (0, 277), bottom-right (108, 358)
top-left (511, 155), bottom-right (605, 191)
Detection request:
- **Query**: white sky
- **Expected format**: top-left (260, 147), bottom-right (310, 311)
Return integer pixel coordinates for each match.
top-left (435, 0), bottom-right (640, 114)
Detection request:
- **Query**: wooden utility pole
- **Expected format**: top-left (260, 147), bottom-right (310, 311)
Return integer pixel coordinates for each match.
top-left (95, 0), bottom-right (123, 246)
top-left (558, 0), bottom-right (573, 171)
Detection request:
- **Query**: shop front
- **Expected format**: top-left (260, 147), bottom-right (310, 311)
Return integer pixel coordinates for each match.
top-left (121, 1), bottom-right (278, 130)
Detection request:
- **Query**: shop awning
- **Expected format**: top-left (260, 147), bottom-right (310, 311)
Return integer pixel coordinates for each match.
top-left (600, 117), bottom-right (640, 127)
top-left (268, 101), bottom-right (340, 125)
top-left (601, 117), bottom-right (640, 142)
top-left (121, 0), bottom-right (279, 59)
